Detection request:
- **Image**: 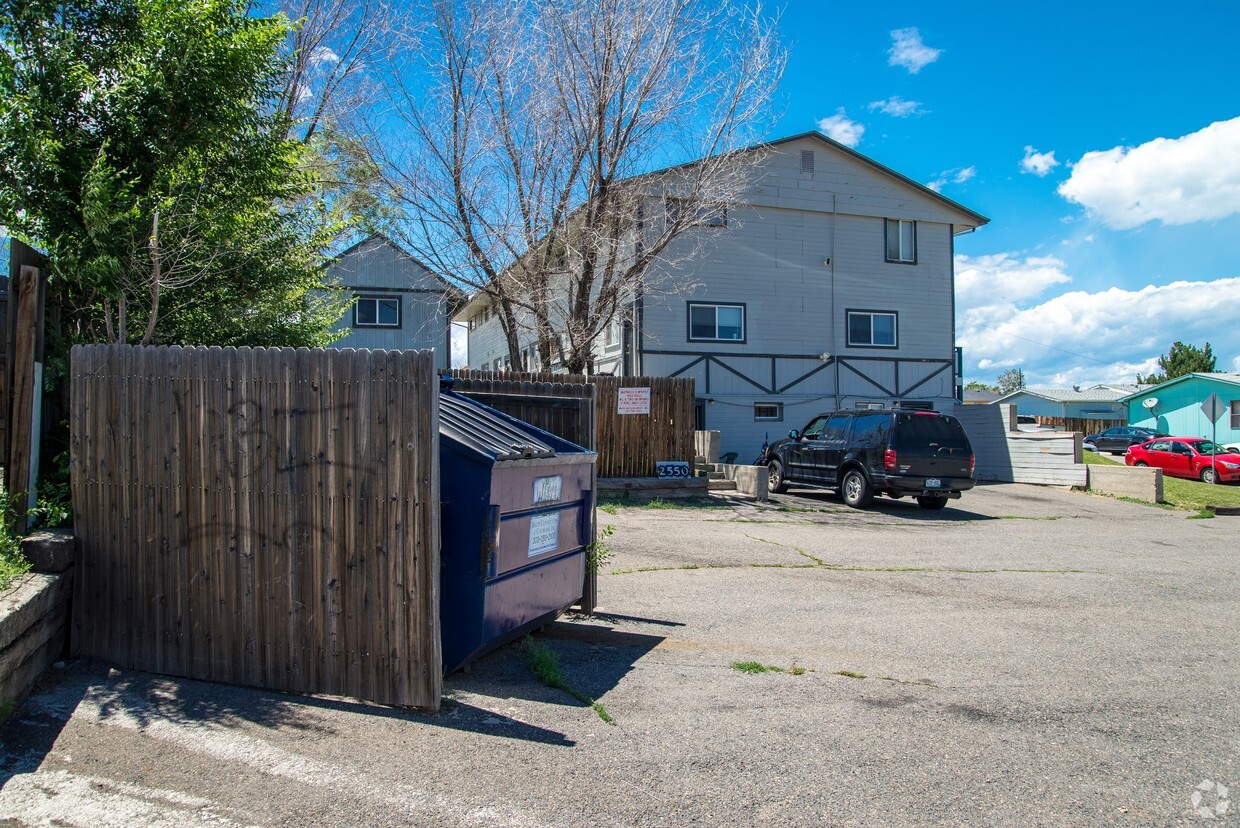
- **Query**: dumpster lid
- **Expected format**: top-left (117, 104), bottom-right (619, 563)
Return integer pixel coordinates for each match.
top-left (439, 391), bottom-right (557, 460)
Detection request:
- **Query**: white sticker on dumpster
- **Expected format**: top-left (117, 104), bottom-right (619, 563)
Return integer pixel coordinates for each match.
top-left (533, 475), bottom-right (563, 504)
top-left (528, 512), bottom-right (561, 556)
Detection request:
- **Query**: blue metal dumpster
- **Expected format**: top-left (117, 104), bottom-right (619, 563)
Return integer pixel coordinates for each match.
top-left (439, 384), bottom-right (597, 672)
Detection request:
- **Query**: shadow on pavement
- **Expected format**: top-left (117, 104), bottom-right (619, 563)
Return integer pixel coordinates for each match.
top-left (0, 668), bottom-right (85, 789)
top-left (769, 489), bottom-right (997, 522)
top-left (447, 615), bottom-right (667, 717)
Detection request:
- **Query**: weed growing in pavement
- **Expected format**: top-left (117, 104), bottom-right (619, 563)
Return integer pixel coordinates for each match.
top-left (834, 670), bottom-right (867, 679)
top-left (586, 525), bottom-right (616, 573)
top-left (598, 501), bottom-right (620, 515)
top-left (731, 661), bottom-right (779, 674)
top-left (730, 661), bottom-right (809, 676)
top-left (524, 637), bottom-right (614, 725)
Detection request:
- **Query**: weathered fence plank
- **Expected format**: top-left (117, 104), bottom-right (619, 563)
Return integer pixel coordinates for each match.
top-left (71, 344), bottom-right (442, 708)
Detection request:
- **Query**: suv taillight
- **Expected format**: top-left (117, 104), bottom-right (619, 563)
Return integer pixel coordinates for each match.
top-left (969, 453), bottom-right (976, 477)
top-left (884, 448), bottom-right (898, 470)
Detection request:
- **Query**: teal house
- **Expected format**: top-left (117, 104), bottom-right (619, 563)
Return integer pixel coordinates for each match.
top-left (1120, 373), bottom-right (1240, 445)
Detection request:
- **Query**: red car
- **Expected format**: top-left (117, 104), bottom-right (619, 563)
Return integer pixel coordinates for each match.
top-left (1125, 438), bottom-right (1240, 484)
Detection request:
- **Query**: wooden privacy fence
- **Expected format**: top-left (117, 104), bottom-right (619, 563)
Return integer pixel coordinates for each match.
top-left (71, 345), bottom-right (442, 708)
top-left (451, 370), bottom-right (695, 477)
top-left (449, 374), bottom-right (596, 451)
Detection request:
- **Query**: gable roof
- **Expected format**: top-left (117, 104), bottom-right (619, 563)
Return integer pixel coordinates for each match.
top-left (1117, 372), bottom-right (1240, 402)
top-left (995, 386), bottom-right (1134, 405)
top-left (328, 233), bottom-right (466, 308)
top-left (766, 132), bottom-right (989, 229)
top-left (633, 131), bottom-right (989, 231)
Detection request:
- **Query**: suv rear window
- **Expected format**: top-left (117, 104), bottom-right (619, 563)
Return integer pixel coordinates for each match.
top-left (892, 413), bottom-right (970, 450)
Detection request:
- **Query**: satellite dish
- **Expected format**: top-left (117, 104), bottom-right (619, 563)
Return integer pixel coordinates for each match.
top-left (1142, 398), bottom-right (1158, 410)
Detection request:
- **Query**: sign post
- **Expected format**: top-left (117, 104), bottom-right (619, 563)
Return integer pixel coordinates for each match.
top-left (1201, 393), bottom-right (1225, 482)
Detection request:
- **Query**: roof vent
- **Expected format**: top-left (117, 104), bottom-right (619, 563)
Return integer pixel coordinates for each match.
top-left (800, 150), bottom-right (814, 174)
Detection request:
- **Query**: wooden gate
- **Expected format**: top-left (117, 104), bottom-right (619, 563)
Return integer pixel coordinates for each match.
top-left (71, 345), bottom-right (442, 708)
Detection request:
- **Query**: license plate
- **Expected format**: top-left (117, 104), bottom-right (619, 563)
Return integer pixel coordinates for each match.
top-left (925, 478), bottom-right (941, 488)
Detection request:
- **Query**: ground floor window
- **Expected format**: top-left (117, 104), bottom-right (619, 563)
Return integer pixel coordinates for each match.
top-left (754, 402), bottom-right (783, 421)
top-left (1232, 399), bottom-right (1239, 429)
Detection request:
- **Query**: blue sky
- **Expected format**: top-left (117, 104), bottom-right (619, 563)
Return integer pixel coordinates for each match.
top-left (770, 1), bottom-right (1240, 387)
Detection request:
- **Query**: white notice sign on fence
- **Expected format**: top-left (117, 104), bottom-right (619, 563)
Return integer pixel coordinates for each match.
top-left (617, 386), bottom-right (651, 415)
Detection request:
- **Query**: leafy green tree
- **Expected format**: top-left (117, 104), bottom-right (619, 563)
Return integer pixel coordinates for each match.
top-left (964, 380), bottom-right (999, 393)
top-left (996, 368), bottom-right (1026, 394)
top-left (0, 0), bottom-right (349, 348)
top-left (1137, 341), bottom-right (1216, 385)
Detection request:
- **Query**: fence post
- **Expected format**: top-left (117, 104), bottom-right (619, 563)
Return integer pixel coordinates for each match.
top-left (6, 260), bottom-right (46, 532)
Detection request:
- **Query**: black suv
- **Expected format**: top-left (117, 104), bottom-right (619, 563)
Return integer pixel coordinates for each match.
top-left (763, 409), bottom-right (976, 510)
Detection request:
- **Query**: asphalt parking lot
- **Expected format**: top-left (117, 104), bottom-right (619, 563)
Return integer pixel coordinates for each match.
top-left (2, 483), bottom-right (1237, 827)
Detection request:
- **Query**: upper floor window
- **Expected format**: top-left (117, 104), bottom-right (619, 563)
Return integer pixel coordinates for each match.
top-left (688, 302), bottom-right (745, 342)
top-left (354, 295), bottom-right (400, 328)
top-left (885, 219), bottom-right (916, 263)
top-left (667, 198), bottom-right (727, 228)
top-left (847, 310), bottom-right (897, 348)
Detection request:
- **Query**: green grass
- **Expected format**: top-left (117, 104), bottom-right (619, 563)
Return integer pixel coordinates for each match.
top-left (833, 670), bottom-right (867, 679)
top-left (1085, 448), bottom-right (1240, 512)
top-left (1083, 450), bottom-right (1124, 466)
top-left (731, 661), bottom-right (807, 675)
top-left (524, 637), bottom-right (614, 725)
top-left (0, 504), bottom-right (30, 593)
top-left (598, 496), bottom-right (730, 511)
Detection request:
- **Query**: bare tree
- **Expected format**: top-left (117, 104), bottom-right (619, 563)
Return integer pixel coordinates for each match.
top-left (264, 0), bottom-right (393, 144)
top-left (375, 0), bottom-right (785, 372)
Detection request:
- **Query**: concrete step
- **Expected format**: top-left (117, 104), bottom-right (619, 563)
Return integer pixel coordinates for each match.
top-left (707, 479), bottom-right (737, 491)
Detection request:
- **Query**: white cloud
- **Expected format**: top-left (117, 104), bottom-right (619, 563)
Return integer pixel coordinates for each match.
top-left (1020, 146), bottom-right (1059, 177)
top-left (868, 96), bottom-right (925, 117)
top-left (816, 109), bottom-right (865, 148)
top-left (956, 253), bottom-right (1073, 312)
top-left (1057, 117), bottom-right (1240, 229)
top-left (888, 28), bottom-right (942, 74)
top-left (310, 46), bottom-right (341, 66)
top-left (956, 253), bottom-right (1240, 385)
top-left (926, 166), bottom-right (977, 192)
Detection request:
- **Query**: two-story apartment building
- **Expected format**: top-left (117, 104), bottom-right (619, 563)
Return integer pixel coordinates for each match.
top-left (324, 234), bottom-right (463, 368)
top-left (459, 132), bottom-right (988, 459)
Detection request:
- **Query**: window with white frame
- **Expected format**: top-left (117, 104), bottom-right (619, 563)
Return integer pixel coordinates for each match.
top-left (667, 198), bottom-right (727, 227)
top-left (354, 295), bottom-right (401, 328)
top-left (1231, 399), bottom-right (1239, 429)
top-left (885, 219), bottom-right (916, 263)
top-left (847, 310), bottom-right (897, 347)
top-left (754, 402), bottom-right (783, 421)
top-left (688, 302), bottom-right (745, 342)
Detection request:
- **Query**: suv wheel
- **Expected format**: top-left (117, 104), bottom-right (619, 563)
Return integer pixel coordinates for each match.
top-left (840, 468), bottom-right (873, 509)
top-left (915, 496), bottom-right (948, 510)
top-left (767, 459), bottom-right (789, 493)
